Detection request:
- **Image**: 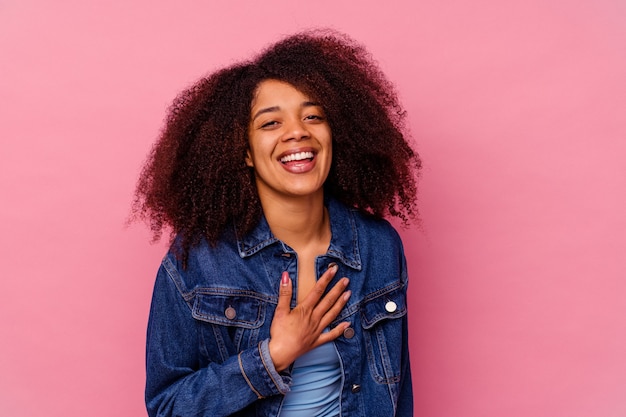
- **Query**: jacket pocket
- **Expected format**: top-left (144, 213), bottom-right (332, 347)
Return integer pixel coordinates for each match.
top-left (360, 284), bottom-right (407, 384)
top-left (192, 291), bottom-right (269, 361)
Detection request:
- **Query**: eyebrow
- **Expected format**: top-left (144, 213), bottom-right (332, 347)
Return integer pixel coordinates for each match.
top-left (251, 101), bottom-right (322, 121)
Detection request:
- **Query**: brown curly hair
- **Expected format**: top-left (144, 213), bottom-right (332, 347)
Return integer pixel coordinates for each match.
top-left (133, 29), bottom-right (421, 258)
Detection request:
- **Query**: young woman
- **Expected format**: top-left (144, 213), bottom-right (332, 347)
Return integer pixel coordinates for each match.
top-left (134, 30), bottom-right (420, 417)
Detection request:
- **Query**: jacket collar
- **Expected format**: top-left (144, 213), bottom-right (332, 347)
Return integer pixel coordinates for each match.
top-left (236, 198), bottom-right (362, 270)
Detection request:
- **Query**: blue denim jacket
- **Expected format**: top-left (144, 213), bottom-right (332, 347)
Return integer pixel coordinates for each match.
top-left (146, 199), bottom-right (413, 416)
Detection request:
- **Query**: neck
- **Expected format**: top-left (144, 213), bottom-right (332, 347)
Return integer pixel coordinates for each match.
top-left (258, 191), bottom-right (329, 252)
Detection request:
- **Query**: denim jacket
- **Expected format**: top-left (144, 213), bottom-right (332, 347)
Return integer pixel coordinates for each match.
top-left (145, 199), bottom-right (413, 416)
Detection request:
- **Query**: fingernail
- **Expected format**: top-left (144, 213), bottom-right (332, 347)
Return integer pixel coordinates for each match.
top-left (327, 262), bottom-right (338, 271)
top-left (343, 290), bottom-right (352, 301)
top-left (281, 272), bottom-right (290, 286)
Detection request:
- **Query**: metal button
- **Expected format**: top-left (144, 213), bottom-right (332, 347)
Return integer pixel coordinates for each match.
top-left (385, 301), bottom-right (397, 313)
top-left (351, 384), bottom-right (361, 393)
top-left (343, 327), bottom-right (355, 339)
top-left (225, 307), bottom-right (236, 320)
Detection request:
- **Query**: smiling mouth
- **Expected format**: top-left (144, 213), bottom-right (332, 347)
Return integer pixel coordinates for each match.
top-left (280, 151), bottom-right (315, 164)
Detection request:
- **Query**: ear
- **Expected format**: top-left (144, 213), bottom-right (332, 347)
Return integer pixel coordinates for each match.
top-left (245, 149), bottom-right (254, 167)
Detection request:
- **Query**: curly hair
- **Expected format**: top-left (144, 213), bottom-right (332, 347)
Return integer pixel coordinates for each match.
top-left (133, 29), bottom-right (421, 258)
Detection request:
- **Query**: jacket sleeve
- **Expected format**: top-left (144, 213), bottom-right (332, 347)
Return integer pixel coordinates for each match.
top-left (145, 262), bottom-right (290, 417)
top-left (395, 248), bottom-right (414, 417)
top-left (395, 305), bottom-right (414, 416)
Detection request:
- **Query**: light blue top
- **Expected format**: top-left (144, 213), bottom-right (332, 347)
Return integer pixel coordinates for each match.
top-left (279, 341), bottom-right (342, 416)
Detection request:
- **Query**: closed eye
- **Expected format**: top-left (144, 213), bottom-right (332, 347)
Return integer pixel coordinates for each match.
top-left (260, 120), bottom-right (279, 129)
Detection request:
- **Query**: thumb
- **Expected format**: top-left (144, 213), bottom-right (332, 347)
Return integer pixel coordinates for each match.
top-left (276, 271), bottom-right (292, 315)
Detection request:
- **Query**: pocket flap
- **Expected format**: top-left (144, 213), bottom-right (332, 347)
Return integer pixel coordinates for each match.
top-left (192, 293), bottom-right (265, 329)
top-left (360, 286), bottom-right (406, 329)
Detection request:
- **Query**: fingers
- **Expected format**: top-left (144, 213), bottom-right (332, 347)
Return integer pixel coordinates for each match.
top-left (321, 276), bottom-right (350, 308)
top-left (277, 264), bottom-right (351, 329)
top-left (269, 267), bottom-right (351, 368)
top-left (275, 271), bottom-right (292, 317)
top-left (312, 276), bottom-right (349, 317)
top-left (311, 264), bottom-right (350, 314)
top-left (317, 284), bottom-right (351, 330)
top-left (316, 321), bottom-right (351, 346)
top-left (300, 263), bottom-right (340, 307)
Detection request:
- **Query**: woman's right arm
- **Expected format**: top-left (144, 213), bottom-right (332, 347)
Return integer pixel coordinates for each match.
top-left (145, 264), bottom-right (290, 417)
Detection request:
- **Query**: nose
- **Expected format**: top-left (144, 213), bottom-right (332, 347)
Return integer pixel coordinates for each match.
top-left (282, 117), bottom-right (309, 142)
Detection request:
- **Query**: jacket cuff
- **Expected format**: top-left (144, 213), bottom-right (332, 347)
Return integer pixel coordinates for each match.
top-left (238, 339), bottom-right (292, 398)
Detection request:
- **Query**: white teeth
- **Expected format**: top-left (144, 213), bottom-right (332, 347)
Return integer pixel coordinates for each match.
top-left (280, 151), bottom-right (314, 163)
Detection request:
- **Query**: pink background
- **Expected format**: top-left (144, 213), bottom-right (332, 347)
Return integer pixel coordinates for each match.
top-left (1, 0), bottom-right (625, 416)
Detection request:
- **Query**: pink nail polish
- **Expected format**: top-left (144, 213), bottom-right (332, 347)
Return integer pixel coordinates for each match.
top-left (281, 272), bottom-right (289, 286)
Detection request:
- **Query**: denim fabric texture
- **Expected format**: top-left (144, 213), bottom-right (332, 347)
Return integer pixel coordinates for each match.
top-left (145, 198), bottom-right (413, 416)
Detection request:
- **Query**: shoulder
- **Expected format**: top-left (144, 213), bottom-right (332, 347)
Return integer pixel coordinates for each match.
top-left (329, 201), bottom-right (409, 288)
top-left (354, 210), bottom-right (400, 238)
top-left (355, 213), bottom-right (406, 273)
top-left (328, 198), bottom-right (405, 257)
top-left (161, 231), bottom-right (242, 291)
top-left (348, 206), bottom-right (404, 250)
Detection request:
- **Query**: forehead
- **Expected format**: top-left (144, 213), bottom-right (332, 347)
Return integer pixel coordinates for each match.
top-left (251, 79), bottom-right (313, 108)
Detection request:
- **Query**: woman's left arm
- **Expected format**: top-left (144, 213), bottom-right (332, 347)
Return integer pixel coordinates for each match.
top-left (395, 305), bottom-right (414, 416)
top-left (395, 248), bottom-right (414, 416)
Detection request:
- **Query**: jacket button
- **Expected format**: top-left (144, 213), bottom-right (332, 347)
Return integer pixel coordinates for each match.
top-left (385, 301), bottom-right (397, 313)
top-left (351, 384), bottom-right (361, 393)
top-left (225, 307), bottom-right (236, 320)
top-left (343, 327), bottom-right (355, 339)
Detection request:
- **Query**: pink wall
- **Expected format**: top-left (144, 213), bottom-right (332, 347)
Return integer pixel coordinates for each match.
top-left (1, 1), bottom-right (624, 416)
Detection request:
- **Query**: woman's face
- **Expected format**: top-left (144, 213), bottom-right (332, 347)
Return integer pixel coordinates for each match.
top-left (246, 79), bottom-right (332, 202)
